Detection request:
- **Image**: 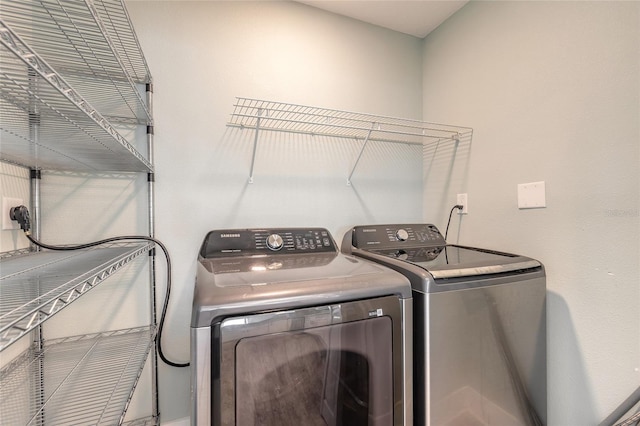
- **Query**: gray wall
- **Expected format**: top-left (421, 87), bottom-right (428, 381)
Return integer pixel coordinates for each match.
top-left (422, 2), bottom-right (639, 425)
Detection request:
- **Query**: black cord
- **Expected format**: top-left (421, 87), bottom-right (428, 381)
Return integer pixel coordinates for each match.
top-left (444, 204), bottom-right (464, 241)
top-left (12, 206), bottom-right (188, 368)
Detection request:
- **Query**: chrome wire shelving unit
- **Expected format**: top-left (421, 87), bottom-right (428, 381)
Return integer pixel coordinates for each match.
top-left (0, 326), bottom-right (156, 426)
top-left (228, 97), bottom-right (473, 184)
top-left (0, 243), bottom-right (153, 351)
top-left (0, 0), bottom-right (158, 424)
top-left (0, 0), bottom-right (151, 122)
top-left (0, 1), bottom-right (152, 172)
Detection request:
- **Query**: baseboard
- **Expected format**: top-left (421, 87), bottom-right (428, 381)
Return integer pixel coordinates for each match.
top-left (161, 416), bottom-right (189, 426)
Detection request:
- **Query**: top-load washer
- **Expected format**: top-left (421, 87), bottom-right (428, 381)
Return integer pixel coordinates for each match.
top-left (342, 224), bottom-right (546, 426)
top-left (191, 227), bottom-right (413, 426)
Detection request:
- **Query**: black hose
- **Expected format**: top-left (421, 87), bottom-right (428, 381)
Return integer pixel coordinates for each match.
top-left (13, 206), bottom-right (188, 367)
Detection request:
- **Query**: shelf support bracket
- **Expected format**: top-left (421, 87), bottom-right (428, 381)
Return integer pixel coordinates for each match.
top-left (248, 108), bottom-right (263, 184)
top-left (347, 127), bottom-right (374, 186)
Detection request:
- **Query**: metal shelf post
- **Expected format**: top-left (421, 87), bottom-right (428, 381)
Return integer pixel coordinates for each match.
top-left (146, 82), bottom-right (160, 422)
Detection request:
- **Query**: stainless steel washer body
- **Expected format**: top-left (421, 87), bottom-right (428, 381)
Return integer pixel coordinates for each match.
top-left (191, 228), bottom-right (413, 426)
top-left (342, 224), bottom-right (546, 426)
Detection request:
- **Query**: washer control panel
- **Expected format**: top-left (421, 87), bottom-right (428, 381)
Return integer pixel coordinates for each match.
top-left (351, 224), bottom-right (445, 249)
top-left (200, 228), bottom-right (336, 258)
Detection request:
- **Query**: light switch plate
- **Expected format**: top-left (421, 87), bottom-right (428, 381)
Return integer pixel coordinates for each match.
top-left (518, 181), bottom-right (546, 209)
top-left (2, 197), bottom-right (24, 230)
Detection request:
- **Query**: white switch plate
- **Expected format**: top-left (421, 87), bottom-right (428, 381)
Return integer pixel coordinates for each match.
top-left (518, 181), bottom-right (546, 209)
top-left (2, 197), bottom-right (24, 230)
top-left (457, 193), bottom-right (468, 214)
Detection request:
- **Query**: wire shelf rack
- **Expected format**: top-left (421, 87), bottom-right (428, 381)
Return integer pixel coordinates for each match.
top-left (0, 326), bottom-right (156, 425)
top-left (0, 20), bottom-right (152, 172)
top-left (229, 97), bottom-right (472, 145)
top-left (228, 97), bottom-right (473, 183)
top-left (0, 0), bottom-right (158, 422)
top-left (0, 242), bottom-right (153, 352)
top-left (0, 0), bottom-right (151, 122)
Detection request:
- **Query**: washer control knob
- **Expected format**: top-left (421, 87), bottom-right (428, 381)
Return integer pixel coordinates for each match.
top-left (395, 229), bottom-right (409, 241)
top-left (266, 234), bottom-right (284, 251)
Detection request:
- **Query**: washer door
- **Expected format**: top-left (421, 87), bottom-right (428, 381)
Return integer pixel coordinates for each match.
top-left (215, 296), bottom-right (403, 426)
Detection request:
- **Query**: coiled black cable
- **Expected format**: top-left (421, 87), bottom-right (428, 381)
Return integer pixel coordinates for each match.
top-left (11, 205), bottom-right (189, 368)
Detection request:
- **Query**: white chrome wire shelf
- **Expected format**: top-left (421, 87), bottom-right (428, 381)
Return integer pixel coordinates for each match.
top-left (0, 242), bottom-right (153, 352)
top-left (0, 20), bottom-right (153, 172)
top-left (0, 0), bottom-right (152, 123)
top-left (229, 97), bottom-right (472, 144)
top-left (228, 97), bottom-right (473, 183)
top-left (0, 326), bottom-right (156, 425)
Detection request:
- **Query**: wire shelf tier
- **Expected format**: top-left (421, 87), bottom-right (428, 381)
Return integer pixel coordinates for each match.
top-left (0, 0), bottom-right (152, 123)
top-left (0, 20), bottom-right (152, 172)
top-left (228, 97), bottom-right (473, 183)
top-left (0, 326), bottom-right (156, 425)
top-left (0, 242), bottom-right (153, 351)
top-left (228, 97), bottom-right (473, 145)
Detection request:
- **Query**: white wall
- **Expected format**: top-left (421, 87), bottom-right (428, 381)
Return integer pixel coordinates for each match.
top-left (126, 1), bottom-right (424, 421)
top-left (5, 1), bottom-right (636, 424)
top-left (422, 2), bottom-right (639, 425)
top-left (4, 1), bottom-right (637, 424)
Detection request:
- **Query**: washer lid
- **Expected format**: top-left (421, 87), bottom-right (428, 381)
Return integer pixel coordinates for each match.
top-left (345, 224), bottom-right (543, 290)
top-left (193, 253), bottom-right (411, 327)
top-left (366, 245), bottom-right (541, 279)
top-left (201, 252), bottom-right (385, 286)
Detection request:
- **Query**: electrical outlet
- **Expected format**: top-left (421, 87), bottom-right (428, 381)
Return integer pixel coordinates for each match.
top-left (457, 193), bottom-right (468, 214)
top-left (2, 197), bottom-right (24, 230)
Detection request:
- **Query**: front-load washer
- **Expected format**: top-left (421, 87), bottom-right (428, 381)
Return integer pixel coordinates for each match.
top-left (342, 224), bottom-right (546, 426)
top-left (191, 227), bottom-right (413, 426)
